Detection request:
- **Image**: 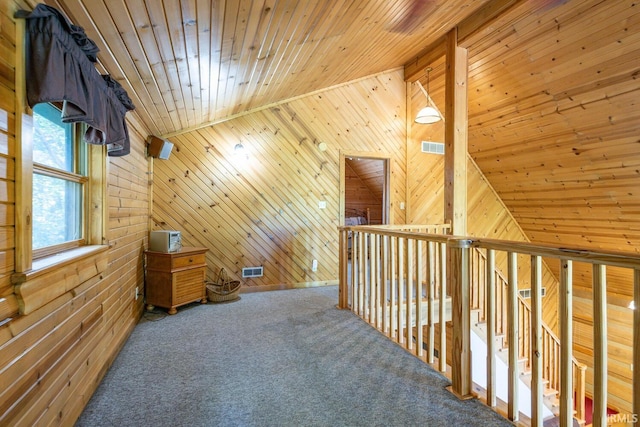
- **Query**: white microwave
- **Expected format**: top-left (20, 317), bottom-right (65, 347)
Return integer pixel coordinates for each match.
top-left (149, 230), bottom-right (182, 253)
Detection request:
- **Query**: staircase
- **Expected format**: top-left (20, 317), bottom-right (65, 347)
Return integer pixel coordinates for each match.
top-left (467, 247), bottom-right (587, 424)
top-left (338, 225), bottom-right (594, 426)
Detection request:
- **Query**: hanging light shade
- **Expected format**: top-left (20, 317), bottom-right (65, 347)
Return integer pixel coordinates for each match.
top-left (415, 106), bottom-right (441, 124)
top-left (414, 67), bottom-right (441, 124)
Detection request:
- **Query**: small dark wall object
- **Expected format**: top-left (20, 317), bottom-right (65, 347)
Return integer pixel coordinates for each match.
top-left (147, 136), bottom-right (174, 159)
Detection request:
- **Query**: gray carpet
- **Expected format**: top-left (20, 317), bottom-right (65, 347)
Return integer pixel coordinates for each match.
top-left (76, 286), bottom-right (512, 427)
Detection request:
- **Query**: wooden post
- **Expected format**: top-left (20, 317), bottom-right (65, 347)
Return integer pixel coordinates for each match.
top-left (398, 238), bottom-right (405, 344)
top-left (634, 269), bottom-right (640, 426)
top-left (559, 259), bottom-right (574, 427)
top-left (338, 229), bottom-right (349, 309)
top-left (350, 231), bottom-right (357, 314)
top-left (390, 236), bottom-right (398, 341)
top-left (375, 234), bottom-right (382, 329)
top-left (486, 249), bottom-right (496, 407)
top-left (427, 241), bottom-right (436, 363)
top-left (448, 237), bottom-right (473, 399)
top-left (593, 264), bottom-right (607, 426)
top-left (416, 239), bottom-right (424, 359)
top-left (575, 363), bottom-right (587, 424)
top-left (507, 251), bottom-right (519, 421)
top-left (406, 239), bottom-right (414, 350)
top-left (531, 255), bottom-right (543, 427)
top-left (439, 241), bottom-right (447, 373)
top-left (444, 27), bottom-right (468, 236)
top-left (358, 231), bottom-right (365, 316)
top-left (381, 235), bottom-right (389, 334)
top-left (369, 232), bottom-right (376, 325)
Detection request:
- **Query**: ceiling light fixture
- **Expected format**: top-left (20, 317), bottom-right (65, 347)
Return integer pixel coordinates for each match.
top-left (415, 67), bottom-right (441, 124)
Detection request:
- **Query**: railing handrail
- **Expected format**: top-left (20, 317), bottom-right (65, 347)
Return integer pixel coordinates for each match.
top-left (340, 226), bottom-right (640, 269)
top-left (474, 247), bottom-right (582, 367)
top-left (338, 224), bottom-right (628, 425)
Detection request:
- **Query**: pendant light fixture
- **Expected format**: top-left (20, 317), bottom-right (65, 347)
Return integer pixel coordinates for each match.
top-left (414, 67), bottom-right (441, 124)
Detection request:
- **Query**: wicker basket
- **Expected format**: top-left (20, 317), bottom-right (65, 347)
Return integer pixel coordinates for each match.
top-left (206, 268), bottom-right (241, 303)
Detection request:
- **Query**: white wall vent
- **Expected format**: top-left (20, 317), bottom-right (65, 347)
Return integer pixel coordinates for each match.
top-left (242, 266), bottom-right (263, 278)
top-left (421, 141), bottom-right (445, 155)
top-left (518, 288), bottom-right (547, 299)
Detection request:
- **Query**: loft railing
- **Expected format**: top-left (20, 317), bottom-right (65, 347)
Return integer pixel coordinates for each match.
top-left (469, 247), bottom-right (587, 421)
top-left (337, 224), bottom-right (640, 427)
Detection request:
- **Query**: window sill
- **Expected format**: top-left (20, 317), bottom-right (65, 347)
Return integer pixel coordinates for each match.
top-left (12, 245), bottom-right (110, 315)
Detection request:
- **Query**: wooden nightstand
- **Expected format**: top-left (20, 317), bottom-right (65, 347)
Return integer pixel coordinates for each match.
top-left (145, 247), bottom-right (209, 314)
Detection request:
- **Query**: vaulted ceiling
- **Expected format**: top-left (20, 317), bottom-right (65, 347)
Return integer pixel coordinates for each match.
top-left (409, 0), bottom-right (640, 256)
top-left (29, 0), bottom-right (640, 265)
top-left (37, 0), bottom-right (492, 137)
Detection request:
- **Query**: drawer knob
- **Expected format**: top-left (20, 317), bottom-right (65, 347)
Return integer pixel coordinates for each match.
top-left (189, 258), bottom-right (193, 263)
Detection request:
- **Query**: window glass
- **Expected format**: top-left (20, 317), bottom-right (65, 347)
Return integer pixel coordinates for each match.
top-left (33, 103), bottom-right (74, 172)
top-left (31, 103), bottom-right (87, 253)
top-left (32, 174), bottom-right (83, 250)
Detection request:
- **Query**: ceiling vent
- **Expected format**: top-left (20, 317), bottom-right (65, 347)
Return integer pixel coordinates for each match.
top-left (421, 141), bottom-right (444, 155)
top-left (242, 266), bottom-right (263, 278)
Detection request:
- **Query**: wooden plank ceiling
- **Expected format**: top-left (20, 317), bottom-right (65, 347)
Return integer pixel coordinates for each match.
top-left (28, 0), bottom-right (640, 291)
top-left (39, 0), bottom-right (492, 137)
top-left (409, 0), bottom-right (640, 297)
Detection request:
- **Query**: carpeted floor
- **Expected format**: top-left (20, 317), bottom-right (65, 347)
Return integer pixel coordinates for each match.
top-left (76, 286), bottom-right (512, 427)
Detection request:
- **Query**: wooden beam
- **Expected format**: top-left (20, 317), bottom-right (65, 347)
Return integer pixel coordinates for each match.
top-left (404, 36), bottom-right (446, 83)
top-left (404, 0), bottom-right (524, 81)
top-left (405, 81), bottom-right (412, 221)
top-left (457, 0), bottom-right (524, 46)
top-left (444, 28), bottom-right (468, 236)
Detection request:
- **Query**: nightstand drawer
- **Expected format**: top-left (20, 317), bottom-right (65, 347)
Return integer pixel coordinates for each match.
top-left (172, 252), bottom-right (206, 269)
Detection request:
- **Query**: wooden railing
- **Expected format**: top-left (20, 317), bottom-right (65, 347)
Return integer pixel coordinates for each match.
top-left (469, 248), bottom-right (587, 420)
top-left (338, 225), bottom-right (640, 427)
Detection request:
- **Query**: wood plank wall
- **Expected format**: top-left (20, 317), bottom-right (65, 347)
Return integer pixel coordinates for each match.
top-left (151, 69), bottom-right (407, 288)
top-left (461, 0), bottom-right (637, 412)
top-left (408, 1), bottom-right (637, 410)
top-left (408, 79), bottom-right (560, 330)
top-left (0, 2), bottom-right (149, 424)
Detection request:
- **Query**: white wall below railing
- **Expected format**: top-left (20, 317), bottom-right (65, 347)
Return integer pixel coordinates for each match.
top-left (470, 330), bottom-right (554, 420)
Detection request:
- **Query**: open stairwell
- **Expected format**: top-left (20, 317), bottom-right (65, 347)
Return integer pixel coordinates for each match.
top-left (466, 247), bottom-right (586, 425)
top-left (338, 224), bottom-right (606, 427)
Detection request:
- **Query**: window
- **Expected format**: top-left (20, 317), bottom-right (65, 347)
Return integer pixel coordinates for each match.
top-left (31, 103), bottom-right (88, 257)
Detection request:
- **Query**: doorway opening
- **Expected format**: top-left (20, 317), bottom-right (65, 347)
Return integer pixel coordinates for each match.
top-left (340, 152), bottom-right (390, 226)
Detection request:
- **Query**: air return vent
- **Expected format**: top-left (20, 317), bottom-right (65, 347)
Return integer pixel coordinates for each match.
top-left (518, 288), bottom-right (546, 299)
top-left (242, 266), bottom-right (263, 278)
top-left (421, 141), bottom-right (444, 155)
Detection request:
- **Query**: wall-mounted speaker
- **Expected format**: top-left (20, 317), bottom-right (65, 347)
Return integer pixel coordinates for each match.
top-left (147, 136), bottom-right (174, 160)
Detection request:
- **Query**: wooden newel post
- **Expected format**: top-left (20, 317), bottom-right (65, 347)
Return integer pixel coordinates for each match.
top-left (338, 228), bottom-right (349, 309)
top-left (448, 237), bottom-right (474, 399)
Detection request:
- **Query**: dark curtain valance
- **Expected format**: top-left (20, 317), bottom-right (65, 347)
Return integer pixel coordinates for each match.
top-left (16, 3), bottom-right (135, 157)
